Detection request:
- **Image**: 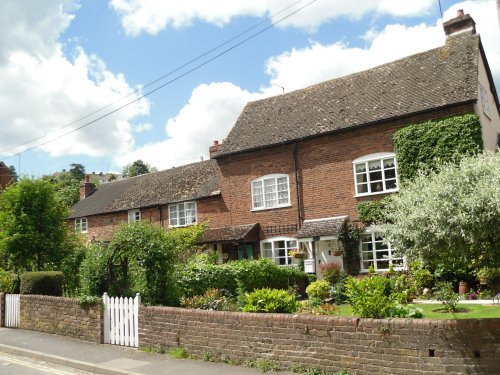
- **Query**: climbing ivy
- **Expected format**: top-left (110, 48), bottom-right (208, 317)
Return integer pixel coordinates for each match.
top-left (357, 197), bottom-right (390, 225)
top-left (393, 114), bottom-right (483, 182)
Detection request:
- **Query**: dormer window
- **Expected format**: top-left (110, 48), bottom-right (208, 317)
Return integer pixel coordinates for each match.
top-left (251, 174), bottom-right (290, 210)
top-left (353, 153), bottom-right (398, 196)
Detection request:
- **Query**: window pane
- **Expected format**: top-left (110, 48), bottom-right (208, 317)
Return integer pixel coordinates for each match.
top-left (287, 240), bottom-right (297, 249)
top-left (368, 160), bottom-right (381, 170)
top-left (355, 163), bottom-right (366, 173)
top-left (262, 249), bottom-right (273, 259)
top-left (385, 179), bottom-right (397, 190)
top-left (384, 168), bottom-right (396, 179)
top-left (362, 251), bottom-right (373, 260)
top-left (356, 174), bottom-right (367, 183)
top-left (369, 171), bottom-right (382, 181)
top-left (357, 183), bottom-right (368, 193)
top-left (383, 158), bottom-right (395, 168)
top-left (370, 182), bottom-right (383, 192)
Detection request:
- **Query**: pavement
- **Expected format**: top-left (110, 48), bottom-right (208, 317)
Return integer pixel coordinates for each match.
top-left (0, 328), bottom-right (291, 375)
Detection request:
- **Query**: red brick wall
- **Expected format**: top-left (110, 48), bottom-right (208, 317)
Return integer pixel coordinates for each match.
top-left (0, 163), bottom-right (12, 189)
top-left (20, 295), bottom-right (103, 343)
top-left (72, 196), bottom-right (226, 241)
top-left (139, 306), bottom-right (500, 375)
top-left (216, 105), bottom-right (475, 230)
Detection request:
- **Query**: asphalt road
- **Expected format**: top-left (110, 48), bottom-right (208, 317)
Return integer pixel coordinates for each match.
top-left (0, 352), bottom-right (92, 375)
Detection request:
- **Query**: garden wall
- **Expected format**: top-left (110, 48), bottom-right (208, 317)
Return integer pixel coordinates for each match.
top-left (19, 295), bottom-right (103, 343)
top-left (139, 306), bottom-right (500, 375)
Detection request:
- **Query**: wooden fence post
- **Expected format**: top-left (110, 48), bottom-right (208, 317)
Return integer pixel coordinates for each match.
top-left (0, 292), bottom-right (5, 327)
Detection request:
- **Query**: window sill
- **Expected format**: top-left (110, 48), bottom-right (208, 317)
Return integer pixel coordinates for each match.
top-left (168, 223), bottom-right (197, 228)
top-left (251, 204), bottom-right (291, 212)
top-left (355, 189), bottom-right (398, 198)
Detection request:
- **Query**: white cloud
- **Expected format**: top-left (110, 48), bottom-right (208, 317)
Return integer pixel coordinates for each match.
top-left (109, 0), bottom-right (435, 36)
top-left (119, 1), bottom-right (499, 171)
top-left (134, 123), bottom-right (153, 133)
top-left (114, 82), bottom-right (259, 169)
top-left (0, 0), bottom-right (149, 158)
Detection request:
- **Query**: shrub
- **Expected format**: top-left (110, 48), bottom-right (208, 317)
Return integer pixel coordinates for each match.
top-left (297, 299), bottom-right (338, 316)
top-left (79, 243), bottom-right (112, 296)
top-left (242, 288), bottom-right (298, 313)
top-left (330, 271), bottom-right (349, 304)
top-left (306, 279), bottom-right (331, 300)
top-left (0, 268), bottom-right (16, 293)
top-left (20, 271), bottom-right (64, 296)
top-left (344, 275), bottom-right (394, 318)
top-left (433, 281), bottom-right (459, 312)
top-left (319, 263), bottom-right (341, 285)
top-left (180, 288), bottom-right (236, 311)
top-left (177, 259), bottom-right (311, 298)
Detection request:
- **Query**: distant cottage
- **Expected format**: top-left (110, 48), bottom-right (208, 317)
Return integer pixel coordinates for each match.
top-left (69, 11), bottom-right (500, 278)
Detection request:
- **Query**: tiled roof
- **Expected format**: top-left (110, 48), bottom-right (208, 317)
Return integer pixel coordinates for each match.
top-left (297, 216), bottom-right (348, 239)
top-left (201, 223), bottom-right (259, 243)
top-left (69, 159), bottom-right (220, 218)
top-left (216, 33), bottom-right (480, 157)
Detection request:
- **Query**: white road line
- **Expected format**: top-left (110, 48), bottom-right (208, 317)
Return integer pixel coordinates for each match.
top-left (0, 352), bottom-right (84, 374)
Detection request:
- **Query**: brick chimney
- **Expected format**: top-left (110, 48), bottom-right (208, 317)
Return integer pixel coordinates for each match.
top-left (79, 175), bottom-right (95, 200)
top-left (443, 9), bottom-right (476, 37)
top-left (209, 140), bottom-right (222, 159)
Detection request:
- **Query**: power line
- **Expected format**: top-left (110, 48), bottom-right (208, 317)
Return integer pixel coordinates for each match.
top-left (0, 0), bottom-right (318, 157)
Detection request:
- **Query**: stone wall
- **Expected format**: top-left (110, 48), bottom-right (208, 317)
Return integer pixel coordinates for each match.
top-left (20, 295), bottom-right (103, 343)
top-left (139, 306), bottom-right (500, 375)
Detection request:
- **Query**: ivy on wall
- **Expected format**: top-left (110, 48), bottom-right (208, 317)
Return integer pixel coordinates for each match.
top-left (392, 113), bottom-right (483, 182)
top-left (357, 114), bottom-right (483, 225)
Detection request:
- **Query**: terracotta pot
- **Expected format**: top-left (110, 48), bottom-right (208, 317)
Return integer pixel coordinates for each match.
top-left (458, 281), bottom-right (469, 296)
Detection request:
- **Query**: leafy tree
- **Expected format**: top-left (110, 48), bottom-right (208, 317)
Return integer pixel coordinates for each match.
top-left (69, 163), bottom-right (85, 181)
top-left (8, 165), bottom-right (18, 182)
top-left (122, 160), bottom-right (157, 177)
top-left (0, 178), bottom-right (73, 273)
top-left (381, 152), bottom-right (500, 278)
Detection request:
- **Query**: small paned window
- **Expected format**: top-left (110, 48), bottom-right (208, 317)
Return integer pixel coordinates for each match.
top-left (360, 232), bottom-right (404, 272)
top-left (353, 153), bottom-right (398, 196)
top-left (75, 218), bottom-right (88, 233)
top-left (169, 201), bottom-right (197, 227)
top-left (260, 238), bottom-right (298, 266)
top-left (251, 174), bottom-right (290, 210)
top-left (128, 209), bottom-right (141, 223)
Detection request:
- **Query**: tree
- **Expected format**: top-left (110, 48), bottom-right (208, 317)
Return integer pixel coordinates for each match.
top-left (0, 178), bottom-right (72, 273)
top-left (122, 160), bottom-right (156, 177)
top-left (69, 163), bottom-right (85, 181)
top-left (8, 165), bottom-right (18, 182)
top-left (381, 152), bottom-right (500, 278)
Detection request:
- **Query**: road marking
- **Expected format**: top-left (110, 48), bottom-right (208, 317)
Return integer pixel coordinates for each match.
top-left (0, 352), bottom-right (87, 374)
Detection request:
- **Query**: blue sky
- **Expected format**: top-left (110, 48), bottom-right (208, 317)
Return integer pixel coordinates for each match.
top-left (0, 0), bottom-right (499, 178)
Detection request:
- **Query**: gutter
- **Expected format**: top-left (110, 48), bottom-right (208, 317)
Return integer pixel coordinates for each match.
top-left (293, 142), bottom-right (302, 229)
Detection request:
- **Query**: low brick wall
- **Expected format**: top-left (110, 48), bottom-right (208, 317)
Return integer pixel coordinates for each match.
top-left (20, 295), bottom-right (103, 343)
top-left (139, 306), bottom-right (500, 375)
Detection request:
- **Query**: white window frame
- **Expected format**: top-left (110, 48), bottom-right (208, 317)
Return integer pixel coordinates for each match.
top-left (353, 152), bottom-right (398, 197)
top-left (359, 228), bottom-right (405, 272)
top-left (251, 174), bottom-right (291, 211)
top-left (75, 218), bottom-right (88, 234)
top-left (260, 237), bottom-right (298, 266)
top-left (128, 209), bottom-right (141, 223)
top-left (168, 201), bottom-right (197, 227)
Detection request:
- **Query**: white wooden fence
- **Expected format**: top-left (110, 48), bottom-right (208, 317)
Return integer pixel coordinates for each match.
top-left (103, 293), bottom-right (140, 347)
top-left (5, 294), bottom-right (20, 328)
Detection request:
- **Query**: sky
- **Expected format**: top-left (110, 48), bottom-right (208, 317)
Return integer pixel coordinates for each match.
top-left (0, 0), bottom-right (499, 178)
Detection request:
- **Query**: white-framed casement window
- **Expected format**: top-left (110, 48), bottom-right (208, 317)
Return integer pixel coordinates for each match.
top-left (251, 174), bottom-right (290, 210)
top-left (75, 217), bottom-right (88, 233)
top-left (360, 230), bottom-right (404, 272)
top-left (353, 152), bottom-right (398, 196)
top-left (260, 237), bottom-right (298, 266)
top-left (168, 201), bottom-right (197, 227)
top-left (128, 209), bottom-right (141, 223)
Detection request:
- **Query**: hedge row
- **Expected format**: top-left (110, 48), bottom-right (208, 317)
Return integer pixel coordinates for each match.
top-left (177, 258), bottom-right (314, 297)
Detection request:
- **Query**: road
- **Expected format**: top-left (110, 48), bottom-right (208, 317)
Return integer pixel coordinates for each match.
top-left (0, 352), bottom-right (92, 375)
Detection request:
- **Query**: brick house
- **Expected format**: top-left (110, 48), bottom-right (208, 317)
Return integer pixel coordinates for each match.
top-left (0, 161), bottom-right (12, 190)
top-left (69, 11), bottom-right (499, 276)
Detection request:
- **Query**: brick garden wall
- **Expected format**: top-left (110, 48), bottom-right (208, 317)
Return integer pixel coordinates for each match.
top-left (20, 295), bottom-right (103, 343)
top-left (139, 306), bottom-right (500, 375)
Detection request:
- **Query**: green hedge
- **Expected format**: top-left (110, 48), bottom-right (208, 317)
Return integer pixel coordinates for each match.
top-left (20, 271), bottom-right (64, 296)
top-left (393, 114), bottom-right (483, 182)
top-left (177, 259), bottom-right (313, 297)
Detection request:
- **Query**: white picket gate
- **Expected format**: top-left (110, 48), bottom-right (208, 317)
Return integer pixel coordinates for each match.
top-left (103, 293), bottom-right (140, 347)
top-left (5, 294), bottom-right (20, 328)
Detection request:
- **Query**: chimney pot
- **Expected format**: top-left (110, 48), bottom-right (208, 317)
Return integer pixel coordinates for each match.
top-left (214, 140), bottom-right (219, 145)
top-left (80, 175), bottom-right (95, 200)
top-left (209, 140), bottom-right (223, 159)
top-left (443, 10), bottom-right (475, 37)
top-left (84, 174), bottom-right (90, 183)
top-left (457, 9), bottom-right (464, 17)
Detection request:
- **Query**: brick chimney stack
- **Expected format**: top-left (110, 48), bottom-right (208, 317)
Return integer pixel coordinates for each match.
top-left (443, 9), bottom-right (476, 37)
top-left (79, 175), bottom-right (95, 200)
top-left (209, 140), bottom-right (222, 159)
